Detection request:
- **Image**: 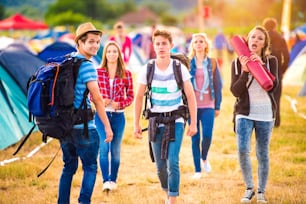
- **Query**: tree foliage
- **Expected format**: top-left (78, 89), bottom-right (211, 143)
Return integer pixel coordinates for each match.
top-left (0, 5), bottom-right (4, 19)
top-left (44, 0), bottom-right (137, 27)
top-left (141, 1), bottom-right (170, 16)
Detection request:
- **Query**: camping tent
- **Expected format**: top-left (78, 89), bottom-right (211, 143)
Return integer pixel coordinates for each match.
top-left (0, 42), bottom-right (45, 149)
top-left (289, 39), bottom-right (306, 66)
top-left (283, 53), bottom-right (306, 96)
top-left (0, 43), bottom-right (45, 93)
top-left (38, 41), bottom-right (77, 62)
top-left (283, 53), bottom-right (306, 86)
top-left (37, 40), bottom-right (103, 67)
top-left (294, 24), bottom-right (306, 35)
top-left (0, 13), bottom-right (48, 30)
top-left (0, 36), bottom-right (14, 50)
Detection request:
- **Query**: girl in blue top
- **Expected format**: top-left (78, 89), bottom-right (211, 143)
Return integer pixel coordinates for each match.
top-left (188, 33), bottom-right (223, 179)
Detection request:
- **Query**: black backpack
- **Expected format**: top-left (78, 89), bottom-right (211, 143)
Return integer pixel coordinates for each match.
top-left (170, 52), bottom-right (190, 70)
top-left (13, 55), bottom-right (93, 156)
top-left (142, 56), bottom-right (189, 121)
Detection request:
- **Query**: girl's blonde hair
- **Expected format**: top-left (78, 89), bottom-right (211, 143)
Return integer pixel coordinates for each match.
top-left (100, 41), bottom-right (126, 78)
top-left (188, 33), bottom-right (210, 59)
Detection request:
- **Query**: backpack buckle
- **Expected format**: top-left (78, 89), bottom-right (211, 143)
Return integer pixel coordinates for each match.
top-left (162, 111), bottom-right (173, 117)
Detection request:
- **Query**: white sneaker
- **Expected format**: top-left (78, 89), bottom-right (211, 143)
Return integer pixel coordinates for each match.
top-left (241, 189), bottom-right (255, 203)
top-left (192, 172), bottom-right (202, 179)
top-left (257, 192), bottom-right (267, 204)
top-left (109, 181), bottom-right (117, 190)
top-left (102, 181), bottom-right (111, 191)
top-left (202, 160), bottom-right (211, 173)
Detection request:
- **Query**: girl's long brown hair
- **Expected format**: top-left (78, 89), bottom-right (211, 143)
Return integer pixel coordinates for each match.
top-left (247, 26), bottom-right (271, 61)
top-left (100, 41), bottom-right (126, 78)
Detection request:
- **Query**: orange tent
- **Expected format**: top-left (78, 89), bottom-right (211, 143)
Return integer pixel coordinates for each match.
top-left (0, 13), bottom-right (48, 30)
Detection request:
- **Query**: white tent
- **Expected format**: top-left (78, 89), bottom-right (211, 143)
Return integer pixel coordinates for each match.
top-left (283, 53), bottom-right (306, 86)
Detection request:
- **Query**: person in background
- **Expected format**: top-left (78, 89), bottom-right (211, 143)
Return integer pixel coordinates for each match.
top-left (230, 26), bottom-right (278, 204)
top-left (134, 29), bottom-right (197, 204)
top-left (148, 24), bottom-right (157, 59)
top-left (187, 33), bottom-right (223, 179)
top-left (95, 41), bottom-right (134, 192)
top-left (141, 24), bottom-right (157, 61)
top-left (262, 17), bottom-right (290, 127)
top-left (226, 32), bottom-right (235, 61)
top-left (58, 22), bottom-right (113, 204)
top-left (213, 29), bottom-right (227, 69)
top-left (109, 21), bottom-right (133, 65)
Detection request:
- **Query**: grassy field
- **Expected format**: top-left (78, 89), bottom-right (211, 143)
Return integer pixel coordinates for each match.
top-left (0, 58), bottom-right (305, 204)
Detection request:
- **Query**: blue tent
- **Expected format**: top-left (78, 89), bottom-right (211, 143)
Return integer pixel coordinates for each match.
top-left (0, 42), bottom-right (45, 149)
top-left (289, 40), bottom-right (306, 66)
top-left (37, 41), bottom-right (103, 67)
top-left (0, 43), bottom-right (45, 94)
top-left (294, 24), bottom-right (306, 34)
top-left (38, 41), bottom-right (77, 62)
top-left (32, 29), bottom-right (69, 41)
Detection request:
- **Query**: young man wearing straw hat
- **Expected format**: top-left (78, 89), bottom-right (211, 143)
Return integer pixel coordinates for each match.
top-left (57, 22), bottom-right (113, 204)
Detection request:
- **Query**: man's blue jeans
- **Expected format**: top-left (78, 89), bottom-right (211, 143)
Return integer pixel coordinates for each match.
top-left (235, 117), bottom-right (274, 193)
top-left (95, 112), bottom-right (125, 183)
top-left (58, 128), bottom-right (99, 204)
top-left (191, 108), bottom-right (215, 172)
top-left (151, 122), bottom-right (184, 197)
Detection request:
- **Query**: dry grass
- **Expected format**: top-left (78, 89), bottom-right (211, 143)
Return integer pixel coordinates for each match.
top-left (1, 58), bottom-right (306, 204)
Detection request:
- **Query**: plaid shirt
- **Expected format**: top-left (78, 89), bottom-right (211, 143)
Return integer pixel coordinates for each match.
top-left (97, 67), bottom-right (134, 110)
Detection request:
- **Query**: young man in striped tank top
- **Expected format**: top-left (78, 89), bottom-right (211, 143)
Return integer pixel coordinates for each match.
top-left (134, 29), bottom-right (197, 204)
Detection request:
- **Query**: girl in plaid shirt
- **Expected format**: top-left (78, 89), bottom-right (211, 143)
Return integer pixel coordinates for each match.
top-left (95, 41), bottom-right (134, 192)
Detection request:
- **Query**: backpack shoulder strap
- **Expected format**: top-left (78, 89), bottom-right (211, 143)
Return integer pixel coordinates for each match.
top-left (71, 57), bottom-right (91, 138)
top-left (147, 59), bottom-right (155, 90)
top-left (210, 57), bottom-right (217, 73)
top-left (143, 59), bottom-right (155, 113)
top-left (72, 57), bottom-right (87, 85)
top-left (173, 59), bottom-right (183, 90)
top-left (12, 124), bottom-right (36, 155)
top-left (172, 59), bottom-right (188, 105)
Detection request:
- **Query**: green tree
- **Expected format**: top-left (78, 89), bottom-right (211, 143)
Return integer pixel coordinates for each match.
top-left (160, 14), bottom-right (178, 26)
top-left (0, 4), bottom-right (5, 19)
top-left (45, 0), bottom-right (136, 27)
top-left (142, 1), bottom-right (170, 16)
top-left (291, 0), bottom-right (306, 27)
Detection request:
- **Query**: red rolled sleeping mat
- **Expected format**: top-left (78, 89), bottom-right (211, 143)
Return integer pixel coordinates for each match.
top-left (230, 35), bottom-right (275, 91)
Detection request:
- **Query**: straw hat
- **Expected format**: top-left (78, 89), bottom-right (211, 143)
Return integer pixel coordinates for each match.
top-left (75, 22), bottom-right (102, 43)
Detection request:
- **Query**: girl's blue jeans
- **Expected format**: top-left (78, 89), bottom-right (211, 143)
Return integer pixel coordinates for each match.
top-left (95, 112), bottom-right (125, 183)
top-left (235, 117), bottom-right (274, 193)
top-left (191, 108), bottom-right (215, 172)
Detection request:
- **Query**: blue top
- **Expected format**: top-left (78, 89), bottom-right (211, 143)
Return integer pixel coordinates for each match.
top-left (189, 57), bottom-right (223, 110)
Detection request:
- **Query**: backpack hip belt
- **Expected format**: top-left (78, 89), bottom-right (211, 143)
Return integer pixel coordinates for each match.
top-left (146, 106), bottom-right (188, 121)
top-left (73, 108), bottom-right (95, 125)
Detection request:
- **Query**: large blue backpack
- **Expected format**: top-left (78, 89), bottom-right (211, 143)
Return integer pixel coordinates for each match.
top-left (14, 55), bottom-right (93, 156)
